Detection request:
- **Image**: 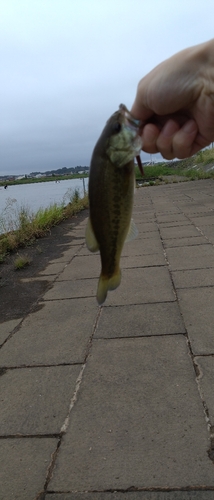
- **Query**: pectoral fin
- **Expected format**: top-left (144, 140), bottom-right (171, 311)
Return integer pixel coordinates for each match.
top-left (125, 219), bottom-right (138, 243)
top-left (85, 217), bottom-right (99, 252)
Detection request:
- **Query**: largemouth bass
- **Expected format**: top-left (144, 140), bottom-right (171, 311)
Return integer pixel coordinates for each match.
top-left (85, 104), bottom-right (142, 305)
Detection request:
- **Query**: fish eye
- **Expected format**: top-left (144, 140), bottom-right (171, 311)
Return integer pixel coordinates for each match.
top-left (112, 122), bottom-right (121, 134)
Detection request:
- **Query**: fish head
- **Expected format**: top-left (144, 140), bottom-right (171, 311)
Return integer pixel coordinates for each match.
top-left (105, 104), bottom-right (143, 167)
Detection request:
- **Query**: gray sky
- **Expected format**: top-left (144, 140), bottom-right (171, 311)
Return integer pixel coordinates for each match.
top-left (1, 0), bottom-right (214, 175)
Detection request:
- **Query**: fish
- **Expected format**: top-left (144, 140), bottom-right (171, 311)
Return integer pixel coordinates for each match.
top-left (85, 104), bottom-right (143, 305)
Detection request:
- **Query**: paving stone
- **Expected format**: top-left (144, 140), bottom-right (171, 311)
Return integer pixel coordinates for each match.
top-left (73, 241), bottom-right (164, 267)
top-left (177, 288), bottom-right (214, 354)
top-left (133, 214), bottom-right (155, 222)
top-left (137, 231), bottom-right (163, 240)
top-left (0, 437), bottom-right (57, 500)
top-left (68, 229), bottom-right (85, 238)
top-left (159, 225), bottom-right (200, 239)
top-left (105, 267), bottom-right (175, 306)
top-left (0, 365), bottom-right (81, 435)
top-left (54, 242), bottom-right (72, 247)
top-left (198, 226), bottom-right (214, 244)
top-left (196, 357), bottom-right (214, 426)
top-left (39, 262), bottom-right (66, 275)
top-left (0, 298), bottom-right (98, 366)
top-left (134, 207), bottom-right (154, 213)
top-left (58, 236), bottom-right (85, 246)
top-left (46, 493), bottom-right (214, 500)
top-left (134, 222), bottom-right (158, 233)
top-left (43, 279), bottom-right (97, 300)
top-left (0, 318), bottom-right (22, 345)
top-left (190, 215), bottom-right (214, 226)
top-left (185, 209), bottom-right (214, 216)
top-left (155, 209), bottom-right (182, 214)
top-left (182, 196), bottom-right (212, 206)
top-left (49, 246), bottom-right (82, 263)
top-left (20, 275), bottom-right (56, 283)
top-left (57, 255), bottom-right (100, 280)
top-left (95, 302), bottom-right (185, 338)
top-left (158, 221), bottom-right (191, 228)
top-left (44, 266), bottom-right (175, 305)
top-left (4, 179), bottom-right (214, 495)
top-left (79, 236), bottom-right (163, 256)
top-left (166, 245), bottom-right (214, 270)
top-left (163, 236), bottom-right (207, 248)
top-left (172, 268), bottom-right (214, 288)
top-left (121, 238), bottom-right (164, 256)
top-left (179, 206), bottom-right (213, 215)
top-left (156, 214), bottom-right (187, 223)
top-left (49, 336), bottom-right (213, 491)
top-left (76, 246), bottom-right (93, 256)
top-left (121, 253), bottom-right (165, 268)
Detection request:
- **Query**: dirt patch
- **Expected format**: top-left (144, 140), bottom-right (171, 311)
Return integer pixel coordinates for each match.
top-left (0, 209), bottom-right (88, 323)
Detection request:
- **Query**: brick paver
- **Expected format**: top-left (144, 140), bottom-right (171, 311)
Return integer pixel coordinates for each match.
top-left (1, 179), bottom-right (214, 499)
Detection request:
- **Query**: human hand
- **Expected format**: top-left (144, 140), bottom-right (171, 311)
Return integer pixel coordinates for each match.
top-left (131, 39), bottom-right (214, 159)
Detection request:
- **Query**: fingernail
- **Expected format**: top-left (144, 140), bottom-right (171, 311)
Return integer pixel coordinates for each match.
top-left (162, 120), bottom-right (179, 137)
top-left (182, 120), bottom-right (197, 134)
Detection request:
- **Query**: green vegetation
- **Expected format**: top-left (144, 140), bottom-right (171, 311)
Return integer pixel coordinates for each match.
top-left (0, 189), bottom-right (88, 262)
top-left (1, 146), bottom-right (214, 262)
top-left (14, 253), bottom-right (31, 270)
top-left (135, 163), bottom-right (180, 179)
top-left (0, 173), bottom-right (88, 187)
top-left (135, 147), bottom-right (214, 183)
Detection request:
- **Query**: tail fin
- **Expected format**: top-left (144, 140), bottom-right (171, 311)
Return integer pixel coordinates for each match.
top-left (96, 270), bottom-right (121, 305)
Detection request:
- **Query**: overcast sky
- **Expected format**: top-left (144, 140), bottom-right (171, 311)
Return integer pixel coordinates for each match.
top-left (1, 0), bottom-right (214, 175)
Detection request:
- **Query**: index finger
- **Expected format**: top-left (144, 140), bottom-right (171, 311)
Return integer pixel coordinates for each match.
top-left (130, 98), bottom-right (154, 121)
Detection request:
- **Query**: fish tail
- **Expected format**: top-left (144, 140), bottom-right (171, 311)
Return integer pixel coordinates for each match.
top-left (96, 270), bottom-right (121, 305)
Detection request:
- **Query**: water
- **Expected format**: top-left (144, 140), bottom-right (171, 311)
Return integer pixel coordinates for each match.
top-left (0, 178), bottom-right (88, 233)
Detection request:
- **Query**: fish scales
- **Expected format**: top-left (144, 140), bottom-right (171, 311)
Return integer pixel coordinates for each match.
top-left (90, 162), bottom-right (134, 276)
top-left (86, 104), bottom-right (142, 305)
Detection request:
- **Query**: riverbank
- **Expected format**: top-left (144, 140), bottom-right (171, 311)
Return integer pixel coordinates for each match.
top-left (0, 190), bottom-right (88, 259)
top-left (0, 173), bottom-right (89, 187)
top-left (0, 208), bottom-right (89, 323)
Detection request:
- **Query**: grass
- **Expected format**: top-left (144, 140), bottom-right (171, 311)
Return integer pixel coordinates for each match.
top-left (0, 189), bottom-right (88, 262)
top-left (1, 146), bottom-right (214, 261)
top-left (14, 254), bottom-right (31, 270)
top-left (137, 163), bottom-right (181, 179)
top-left (0, 173), bottom-right (88, 187)
top-left (135, 147), bottom-right (214, 183)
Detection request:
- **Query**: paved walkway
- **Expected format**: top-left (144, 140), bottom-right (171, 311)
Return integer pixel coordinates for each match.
top-left (1, 179), bottom-right (214, 499)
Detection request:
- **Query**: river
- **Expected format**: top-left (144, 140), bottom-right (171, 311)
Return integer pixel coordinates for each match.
top-left (0, 178), bottom-right (88, 233)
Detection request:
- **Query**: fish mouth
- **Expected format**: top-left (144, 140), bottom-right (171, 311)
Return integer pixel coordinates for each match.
top-left (119, 103), bottom-right (143, 133)
top-left (119, 103), bottom-right (143, 155)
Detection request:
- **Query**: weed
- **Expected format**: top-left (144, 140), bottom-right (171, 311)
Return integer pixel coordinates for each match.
top-left (135, 147), bottom-right (214, 183)
top-left (14, 254), bottom-right (31, 270)
top-left (0, 193), bottom-right (88, 261)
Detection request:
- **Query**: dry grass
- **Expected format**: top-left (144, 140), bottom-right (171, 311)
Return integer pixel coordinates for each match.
top-left (14, 254), bottom-right (31, 270)
top-left (0, 190), bottom-right (88, 262)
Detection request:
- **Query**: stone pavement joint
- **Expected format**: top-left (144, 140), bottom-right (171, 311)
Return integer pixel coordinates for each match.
top-left (1, 180), bottom-right (214, 498)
